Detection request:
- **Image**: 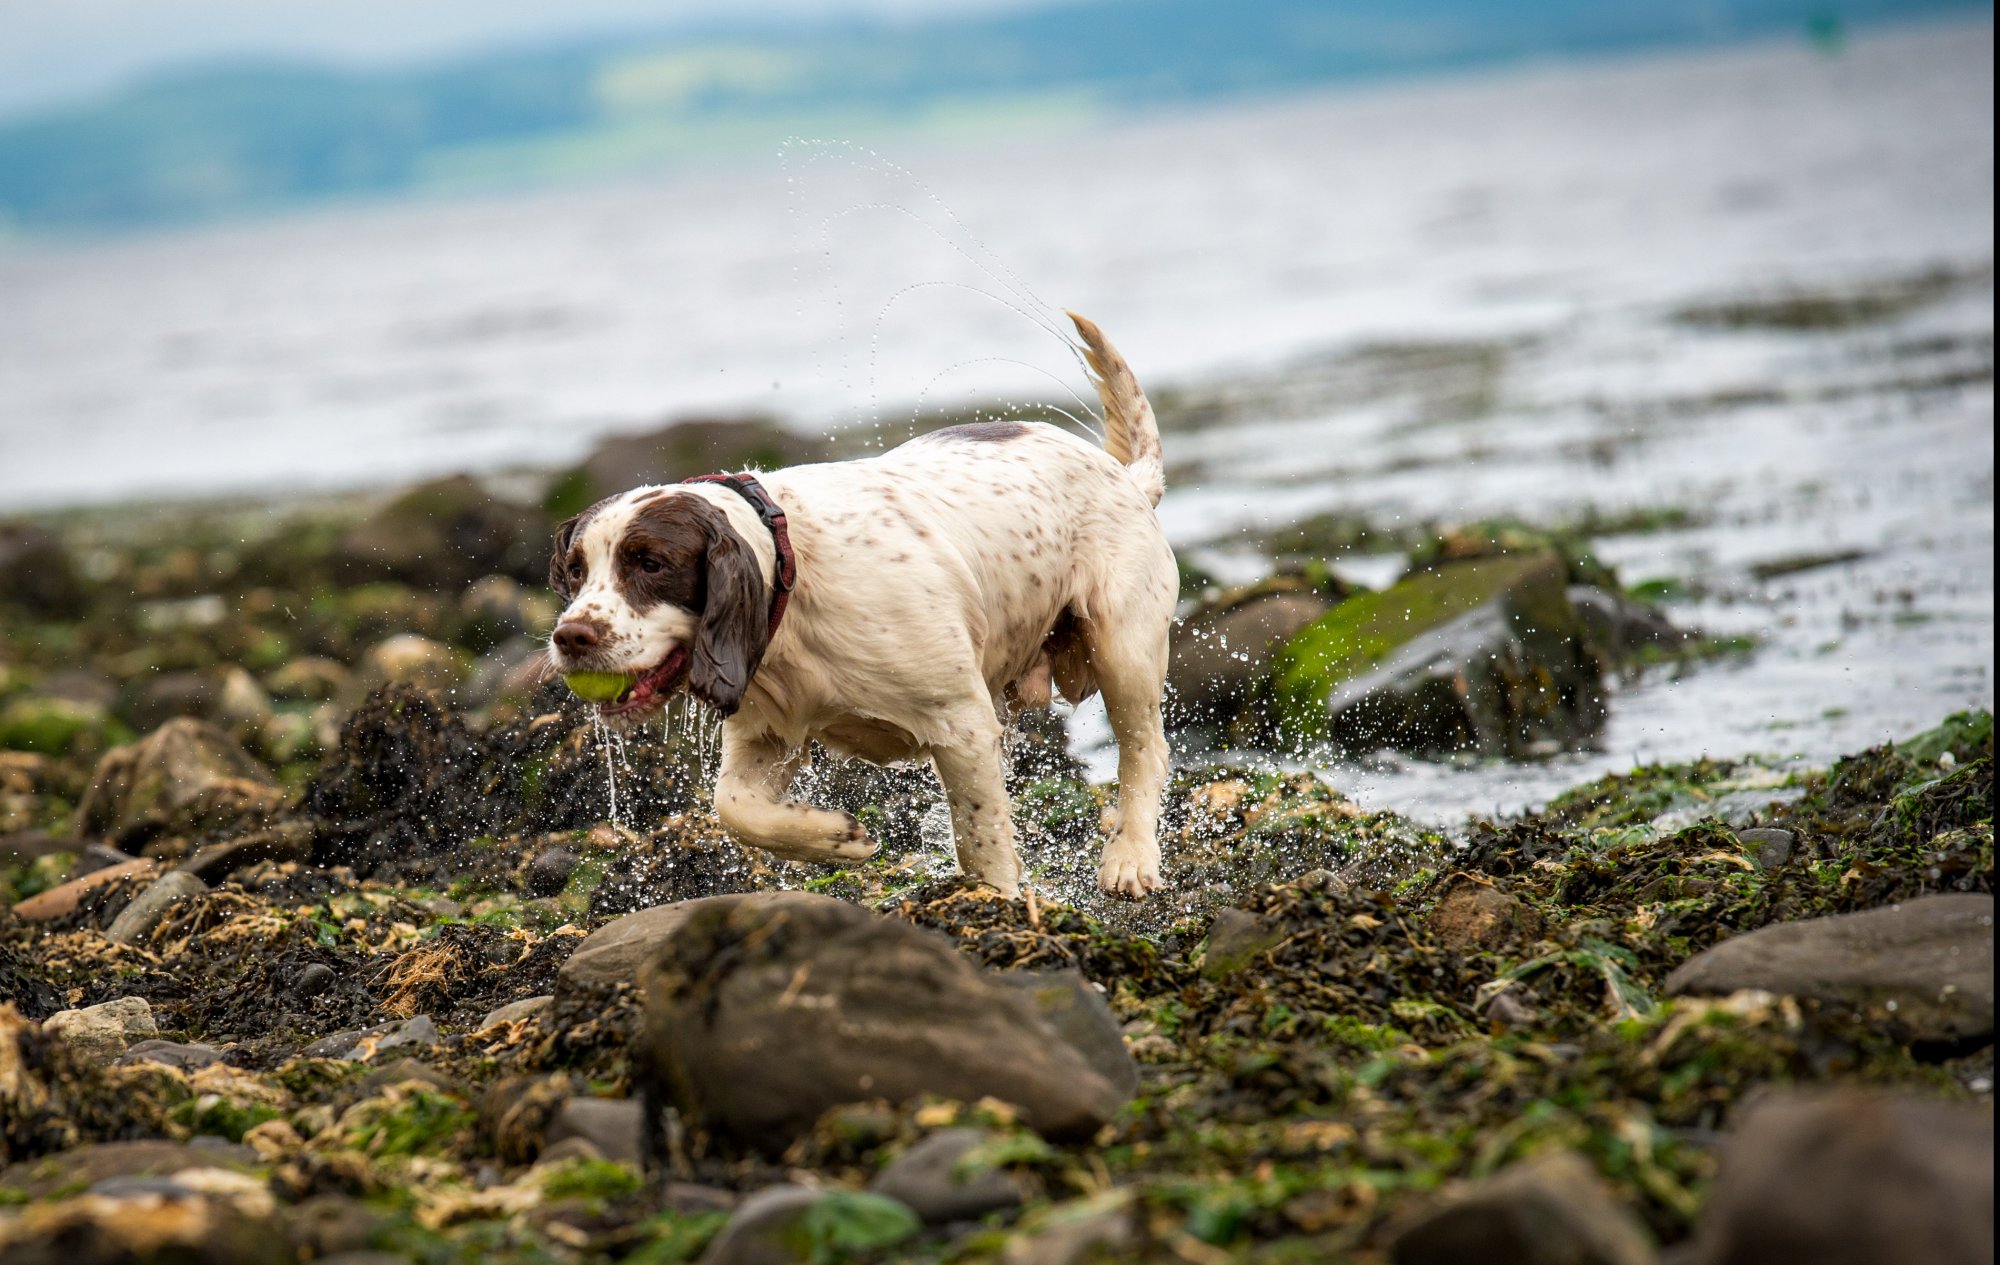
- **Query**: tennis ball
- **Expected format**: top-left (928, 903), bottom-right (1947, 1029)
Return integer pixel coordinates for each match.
top-left (563, 672), bottom-right (635, 703)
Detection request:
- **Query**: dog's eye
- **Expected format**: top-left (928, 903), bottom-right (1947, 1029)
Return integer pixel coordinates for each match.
top-left (567, 560), bottom-right (584, 580)
top-left (636, 555), bottom-right (664, 575)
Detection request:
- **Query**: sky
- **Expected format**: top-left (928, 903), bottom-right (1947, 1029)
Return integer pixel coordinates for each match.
top-left (0, 0), bottom-right (1033, 118)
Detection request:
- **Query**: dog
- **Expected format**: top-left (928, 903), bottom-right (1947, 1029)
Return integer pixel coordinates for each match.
top-left (545, 313), bottom-right (1176, 898)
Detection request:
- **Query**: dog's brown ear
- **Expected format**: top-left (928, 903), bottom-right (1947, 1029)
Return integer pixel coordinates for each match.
top-left (689, 521), bottom-right (769, 717)
top-left (548, 515), bottom-right (583, 600)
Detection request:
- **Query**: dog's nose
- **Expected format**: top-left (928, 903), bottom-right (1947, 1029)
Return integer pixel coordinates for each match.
top-left (552, 621), bottom-right (601, 656)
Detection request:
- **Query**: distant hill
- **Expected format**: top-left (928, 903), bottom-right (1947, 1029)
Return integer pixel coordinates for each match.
top-left (0, 0), bottom-right (1981, 232)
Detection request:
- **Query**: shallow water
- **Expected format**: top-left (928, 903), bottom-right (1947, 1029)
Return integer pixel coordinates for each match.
top-left (0, 21), bottom-right (1991, 825)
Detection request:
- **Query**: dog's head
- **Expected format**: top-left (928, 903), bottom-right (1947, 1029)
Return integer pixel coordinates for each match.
top-left (546, 488), bottom-right (770, 719)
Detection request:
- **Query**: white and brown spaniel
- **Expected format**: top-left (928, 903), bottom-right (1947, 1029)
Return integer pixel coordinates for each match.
top-left (546, 314), bottom-right (1176, 898)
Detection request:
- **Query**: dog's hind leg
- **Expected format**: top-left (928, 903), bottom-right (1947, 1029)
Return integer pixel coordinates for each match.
top-left (927, 699), bottom-right (1024, 898)
top-left (1082, 587), bottom-right (1174, 899)
top-left (714, 725), bottom-right (878, 864)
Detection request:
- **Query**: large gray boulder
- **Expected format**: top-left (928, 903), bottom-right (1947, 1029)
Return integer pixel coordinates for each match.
top-left (1262, 553), bottom-right (1605, 758)
top-left (637, 893), bottom-right (1131, 1152)
top-left (1691, 1090), bottom-right (1993, 1265)
top-left (1168, 583), bottom-right (1333, 727)
top-left (74, 717), bottom-right (283, 847)
top-left (1664, 894), bottom-right (1994, 1042)
top-left (557, 890), bottom-right (798, 999)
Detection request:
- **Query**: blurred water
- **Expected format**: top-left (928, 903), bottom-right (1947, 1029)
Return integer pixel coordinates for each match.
top-left (0, 20), bottom-right (1991, 822)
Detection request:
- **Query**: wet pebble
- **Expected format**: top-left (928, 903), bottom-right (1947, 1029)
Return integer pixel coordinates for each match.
top-left (870, 1128), bottom-right (1024, 1224)
top-left (292, 962), bottom-right (336, 999)
top-left (526, 846), bottom-right (578, 896)
top-left (105, 870), bottom-right (208, 944)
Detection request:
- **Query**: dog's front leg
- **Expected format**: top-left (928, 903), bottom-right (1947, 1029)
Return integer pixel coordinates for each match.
top-left (713, 723), bottom-right (878, 864)
top-left (928, 710), bottom-right (1024, 898)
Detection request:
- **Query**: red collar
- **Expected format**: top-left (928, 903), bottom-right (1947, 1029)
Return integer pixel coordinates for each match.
top-left (682, 472), bottom-right (797, 637)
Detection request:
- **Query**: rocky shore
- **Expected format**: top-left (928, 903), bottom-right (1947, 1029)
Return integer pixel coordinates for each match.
top-left (0, 454), bottom-right (1992, 1264)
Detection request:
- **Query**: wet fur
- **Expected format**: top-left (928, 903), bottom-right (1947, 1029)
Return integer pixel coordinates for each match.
top-left (546, 314), bottom-right (1177, 898)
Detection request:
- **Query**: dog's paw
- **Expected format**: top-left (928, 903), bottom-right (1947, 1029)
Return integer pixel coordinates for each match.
top-left (1097, 849), bottom-right (1163, 901)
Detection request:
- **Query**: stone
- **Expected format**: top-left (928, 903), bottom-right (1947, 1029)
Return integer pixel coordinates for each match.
top-left (1568, 584), bottom-right (1689, 664)
top-left (526, 845), bottom-right (579, 897)
top-left (991, 968), bottom-right (1141, 1098)
top-left (1426, 876), bottom-right (1543, 953)
top-left (43, 996), bottom-right (157, 1064)
top-left (1735, 827), bottom-right (1794, 871)
top-left (1691, 1090), bottom-right (1993, 1265)
top-left (1201, 907), bottom-right (1289, 980)
top-left (1168, 587), bottom-right (1333, 726)
top-left (480, 995), bottom-right (553, 1030)
top-left (0, 1188), bottom-right (285, 1265)
top-left (335, 474), bottom-right (551, 590)
top-left (0, 695), bottom-right (116, 759)
top-left (1265, 553), bottom-right (1606, 758)
top-left (546, 1096), bottom-right (646, 1168)
top-left (551, 417), bottom-right (829, 518)
top-left (870, 1128), bottom-right (1025, 1223)
top-left (1664, 893), bottom-right (1994, 1042)
top-left (301, 1015), bottom-right (441, 1061)
top-left (696, 1185), bottom-right (824, 1265)
top-left (1391, 1150), bottom-right (1653, 1265)
top-left (265, 656), bottom-right (353, 702)
top-left (176, 822), bottom-right (313, 882)
top-left (73, 718), bottom-right (282, 846)
top-left (10, 857), bottom-right (156, 921)
top-left (285, 1195), bottom-right (388, 1260)
top-left (1001, 1193), bottom-right (1137, 1265)
top-left (639, 893), bottom-right (1130, 1152)
top-left (696, 1185), bottom-right (918, 1265)
top-left (105, 870), bottom-right (209, 944)
top-left (115, 1039), bottom-right (226, 1071)
top-left (354, 633), bottom-right (468, 699)
top-left (124, 671), bottom-right (219, 732)
top-left (557, 890), bottom-right (805, 998)
top-left (0, 1139), bottom-right (258, 1197)
top-left (0, 520), bottom-right (86, 616)
top-left (292, 962), bottom-right (337, 998)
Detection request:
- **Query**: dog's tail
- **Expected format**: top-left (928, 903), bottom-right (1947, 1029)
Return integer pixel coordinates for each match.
top-left (1068, 311), bottom-right (1165, 507)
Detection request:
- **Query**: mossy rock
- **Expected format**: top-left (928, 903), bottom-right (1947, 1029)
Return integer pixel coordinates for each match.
top-left (1262, 552), bottom-right (1605, 757)
top-left (0, 697), bottom-right (123, 760)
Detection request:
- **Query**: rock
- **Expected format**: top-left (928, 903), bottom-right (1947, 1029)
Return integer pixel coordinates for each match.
top-left (480, 995), bottom-right (553, 1030)
top-left (73, 717), bottom-right (282, 846)
top-left (265, 656), bottom-right (353, 702)
top-left (1736, 827), bottom-right (1794, 871)
top-left (176, 822), bottom-right (313, 882)
top-left (124, 670), bottom-right (220, 732)
top-left (546, 1097), bottom-right (646, 1168)
top-left (301, 1015), bottom-right (441, 1061)
top-left (696, 1185), bottom-right (918, 1265)
top-left (991, 968), bottom-right (1141, 1098)
top-left (870, 1128), bottom-right (1025, 1223)
top-left (638, 893), bottom-right (1131, 1151)
top-left (335, 474), bottom-right (551, 590)
top-left (1168, 586), bottom-right (1333, 726)
top-left (0, 695), bottom-right (117, 759)
top-left (353, 633), bottom-right (468, 699)
top-left (535, 1136), bottom-right (606, 1165)
top-left (1001, 1193), bottom-right (1137, 1265)
top-left (105, 870), bottom-right (208, 944)
top-left (0, 1139), bottom-right (258, 1197)
top-left (292, 962), bottom-right (337, 999)
top-left (0, 520), bottom-right (87, 617)
top-left (1664, 893), bottom-right (1994, 1042)
top-left (526, 845), bottom-right (579, 897)
top-left (557, 890), bottom-right (804, 998)
top-left (458, 575), bottom-right (559, 652)
top-left (1265, 553), bottom-right (1606, 758)
top-left (1201, 907), bottom-right (1289, 980)
top-left (551, 416), bottom-right (828, 518)
top-left (1391, 1150), bottom-right (1653, 1265)
top-left (10, 857), bottom-right (156, 921)
top-left (1568, 584), bottom-right (1689, 664)
top-left (115, 1039), bottom-right (226, 1071)
top-left (43, 996), bottom-right (158, 1064)
top-left (1691, 1090), bottom-right (1993, 1265)
top-left (0, 1189), bottom-right (285, 1265)
top-left (285, 1194), bottom-right (387, 1260)
top-left (1426, 876), bottom-right (1543, 953)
